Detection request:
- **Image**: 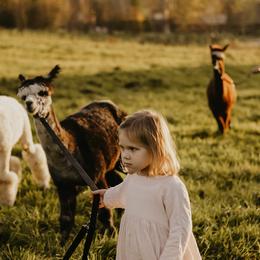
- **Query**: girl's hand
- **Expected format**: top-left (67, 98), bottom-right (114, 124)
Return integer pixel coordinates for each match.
top-left (92, 189), bottom-right (107, 208)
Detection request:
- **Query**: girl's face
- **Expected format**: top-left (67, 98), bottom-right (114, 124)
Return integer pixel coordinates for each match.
top-left (119, 129), bottom-right (152, 175)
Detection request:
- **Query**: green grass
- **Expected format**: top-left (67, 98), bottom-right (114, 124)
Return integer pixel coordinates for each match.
top-left (0, 29), bottom-right (259, 259)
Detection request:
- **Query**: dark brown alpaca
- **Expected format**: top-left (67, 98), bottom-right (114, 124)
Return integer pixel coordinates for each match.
top-left (207, 44), bottom-right (237, 134)
top-left (17, 65), bottom-right (127, 244)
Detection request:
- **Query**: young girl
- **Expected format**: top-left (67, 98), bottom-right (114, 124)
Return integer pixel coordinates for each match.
top-left (93, 110), bottom-right (201, 260)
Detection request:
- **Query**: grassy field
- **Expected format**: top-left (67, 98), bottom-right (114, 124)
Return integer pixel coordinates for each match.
top-left (0, 29), bottom-right (259, 259)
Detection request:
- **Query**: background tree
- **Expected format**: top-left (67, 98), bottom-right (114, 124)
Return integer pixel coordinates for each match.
top-left (0, 0), bottom-right (259, 32)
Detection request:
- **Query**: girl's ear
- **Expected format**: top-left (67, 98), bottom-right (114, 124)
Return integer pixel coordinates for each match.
top-left (222, 44), bottom-right (229, 51)
top-left (18, 74), bottom-right (26, 82)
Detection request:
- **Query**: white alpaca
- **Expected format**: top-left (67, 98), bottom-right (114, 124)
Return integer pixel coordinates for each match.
top-left (0, 96), bottom-right (50, 206)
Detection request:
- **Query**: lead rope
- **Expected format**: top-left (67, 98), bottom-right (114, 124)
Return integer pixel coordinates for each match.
top-left (39, 117), bottom-right (100, 260)
top-left (63, 195), bottom-right (99, 260)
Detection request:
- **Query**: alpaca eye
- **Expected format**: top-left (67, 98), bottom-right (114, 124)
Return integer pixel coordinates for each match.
top-left (38, 90), bottom-right (48, 96)
top-left (22, 95), bottom-right (26, 101)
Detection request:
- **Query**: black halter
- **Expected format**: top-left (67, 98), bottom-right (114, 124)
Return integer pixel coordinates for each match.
top-left (39, 117), bottom-right (99, 260)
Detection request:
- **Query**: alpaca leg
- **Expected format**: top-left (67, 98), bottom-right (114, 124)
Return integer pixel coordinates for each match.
top-left (96, 179), bottom-right (115, 234)
top-left (57, 184), bottom-right (77, 245)
top-left (22, 143), bottom-right (50, 188)
top-left (222, 112), bottom-right (229, 133)
top-left (226, 110), bottom-right (232, 129)
top-left (212, 109), bottom-right (223, 133)
top-left (228, 118), bottom-right (232, 129)
top-left (20, 112), bottom-right (50, 188)
top-left (214, 116), bottom-right (223, 133)
top-left (10, 156), bottom-right (22, 179)
top-left (0, 149), bottom-right (19, 206)
top-left (216, 116), bottom-right (225, 134)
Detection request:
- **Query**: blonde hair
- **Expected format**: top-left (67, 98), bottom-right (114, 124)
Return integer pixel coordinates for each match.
top-left (119, 110), bottom-right (180, 176)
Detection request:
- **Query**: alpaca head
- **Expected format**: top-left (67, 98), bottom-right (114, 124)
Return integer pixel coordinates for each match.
top-left (17, 65), bottom-right (60, 118)
top-left (209, 44), bottom-right (229, 71)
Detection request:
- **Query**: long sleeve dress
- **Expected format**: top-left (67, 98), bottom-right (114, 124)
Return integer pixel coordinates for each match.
top-left (103, 173), bottom-right (201, 260)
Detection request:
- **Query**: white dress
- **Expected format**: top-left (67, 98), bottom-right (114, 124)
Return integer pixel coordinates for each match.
top-left (104, 174), bottom-right (201, 260)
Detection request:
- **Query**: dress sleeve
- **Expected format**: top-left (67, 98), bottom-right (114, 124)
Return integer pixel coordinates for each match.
top-left (159, 177), bottom-right (192, 260)
top-left (103, 175), bottom-right (128, 209)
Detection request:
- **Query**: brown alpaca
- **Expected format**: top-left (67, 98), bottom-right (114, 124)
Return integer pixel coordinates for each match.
top-left (17, 65), bottom-right (127, 245)
top-left (207, 44), bottom-right (237, 134)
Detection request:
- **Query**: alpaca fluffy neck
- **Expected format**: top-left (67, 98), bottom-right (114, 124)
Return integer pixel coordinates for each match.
top-left (34, 106), bottom-right (76, 152)
top-left (213, 59), bottom-right (225, 76)
top-left (33, 105), bottom-right (84, 184)
top-left (47, 108), bottom-right (67, 143)
top-left (213, 60), bottom-right (225, 96)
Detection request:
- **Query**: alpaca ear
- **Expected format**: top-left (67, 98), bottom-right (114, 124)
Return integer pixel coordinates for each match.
top-left (222, 44), bottom-right (229, 51)
top-left (47, 65), bottom-right (60, 81)
top-left (18, 74), bottom-right (26, 82)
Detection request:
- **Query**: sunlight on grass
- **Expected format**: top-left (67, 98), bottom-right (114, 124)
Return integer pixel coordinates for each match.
top-left (0, 29), bottom-right (259, 259)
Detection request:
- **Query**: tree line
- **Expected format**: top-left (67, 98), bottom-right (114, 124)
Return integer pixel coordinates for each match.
top-left (0, 0), bottom-right (259, 33)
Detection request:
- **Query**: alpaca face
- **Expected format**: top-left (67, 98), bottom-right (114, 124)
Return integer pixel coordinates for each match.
top-left (17, 83), bottom-right (52, 118)
top-left (209, 44), bottom-right (229, 72)
top-left (211, 51), bottom-right (225, 70)
top-left (17, 65), bottom-right (60, 118)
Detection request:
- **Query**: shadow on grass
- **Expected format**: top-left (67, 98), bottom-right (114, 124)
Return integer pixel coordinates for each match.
top-left (1, 64), bottom-right (257, 97)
